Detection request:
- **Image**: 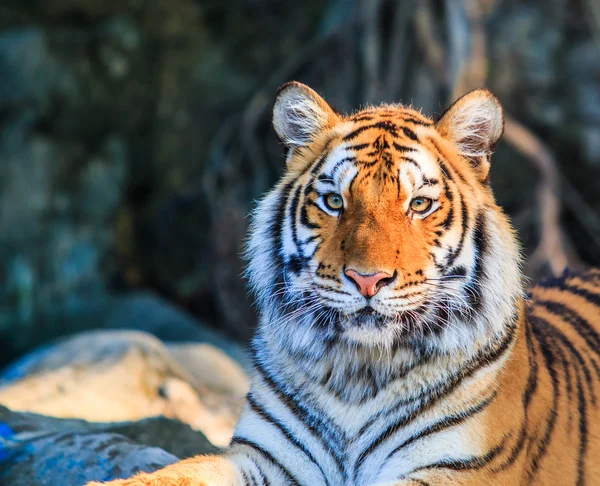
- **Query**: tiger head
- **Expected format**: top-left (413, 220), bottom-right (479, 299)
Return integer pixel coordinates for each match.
top-left (247, 82), bottom-right (522, 358)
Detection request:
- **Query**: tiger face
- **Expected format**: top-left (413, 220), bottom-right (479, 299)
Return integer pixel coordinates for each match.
top-left (247, 82), bottom-right (522, 357)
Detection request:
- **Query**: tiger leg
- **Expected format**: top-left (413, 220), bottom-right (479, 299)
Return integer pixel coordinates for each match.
top-left (86, 454), bottom-right (244, 486)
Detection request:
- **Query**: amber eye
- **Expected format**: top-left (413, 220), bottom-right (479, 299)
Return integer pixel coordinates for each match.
top-left (324, 193), bottom-right (344, 211)
top-left (410, 197), bottom-right (433, 214)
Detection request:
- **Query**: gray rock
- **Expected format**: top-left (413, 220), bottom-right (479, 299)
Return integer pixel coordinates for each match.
top-left (1, 432), bottom-right (177, 486)
top-left (0, 405), bottom-right (218, 485)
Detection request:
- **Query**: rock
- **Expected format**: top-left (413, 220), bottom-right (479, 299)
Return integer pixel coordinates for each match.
top-left (0, 405), bottom-right (218, 485)
top-left (167, 342), bottom-right (250, 400)
top-left (2, 431), bottom-right (177, 486)
top-left (0, 330), bottom-right (248, 447)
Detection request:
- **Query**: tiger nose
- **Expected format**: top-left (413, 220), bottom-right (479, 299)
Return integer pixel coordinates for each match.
top-left (344, 269), bottom-right (397, 298)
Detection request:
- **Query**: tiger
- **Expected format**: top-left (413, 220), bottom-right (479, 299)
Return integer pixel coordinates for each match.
top-left (89, 82), bottom-right (600, 486)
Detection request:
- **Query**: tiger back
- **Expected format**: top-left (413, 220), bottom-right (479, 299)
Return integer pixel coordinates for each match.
top-left (89, 84), bottom-right (600, 486)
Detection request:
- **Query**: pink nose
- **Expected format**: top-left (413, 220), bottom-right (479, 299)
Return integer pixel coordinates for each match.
top-left (344, 269), bottom-right (396, 297)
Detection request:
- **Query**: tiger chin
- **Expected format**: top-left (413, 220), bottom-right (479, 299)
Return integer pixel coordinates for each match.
top-left (89, 83), bottom-right (600, 485)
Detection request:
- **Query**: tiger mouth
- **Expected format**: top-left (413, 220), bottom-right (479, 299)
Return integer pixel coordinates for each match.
top-left (357, 306), bottom-right (377, 317)
top-left (341, 306), bottom-right (385, 328)
top-left (335, 301), bottom-right (435, 333)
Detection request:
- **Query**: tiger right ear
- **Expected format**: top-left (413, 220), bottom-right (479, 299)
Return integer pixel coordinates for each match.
top-left (435, 89), bottom-right (504, 182)
top-left (273, 82), bottom-right (340, 148)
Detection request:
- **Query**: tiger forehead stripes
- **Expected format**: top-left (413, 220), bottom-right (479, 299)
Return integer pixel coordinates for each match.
top-left (89, 83), bottom-right (600, 486)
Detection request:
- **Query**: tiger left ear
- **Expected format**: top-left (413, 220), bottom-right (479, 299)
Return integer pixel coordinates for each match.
top-left (435, 89), bottom-right (504, 182)
top-left (273, 82), bottom-right (340, 149)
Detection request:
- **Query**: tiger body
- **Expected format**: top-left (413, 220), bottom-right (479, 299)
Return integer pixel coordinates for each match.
top-left (90, 84), bottom-right (600, 486)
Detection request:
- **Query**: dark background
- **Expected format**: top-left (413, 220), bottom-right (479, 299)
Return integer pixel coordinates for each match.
top-left (0, 0), bottom-right (599, 367)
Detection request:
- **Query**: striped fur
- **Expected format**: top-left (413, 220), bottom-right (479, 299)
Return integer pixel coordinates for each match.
top-left (89, 84), bottom-right (600, 486)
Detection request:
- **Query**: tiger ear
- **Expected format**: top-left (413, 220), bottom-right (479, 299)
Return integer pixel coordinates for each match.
top-left (435, 89), bottom-right (504, 182)
top-left (273, 82), bottom-right (340, 148)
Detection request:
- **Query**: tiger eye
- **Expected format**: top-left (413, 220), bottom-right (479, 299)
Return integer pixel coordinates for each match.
top-left (324, 193), bottom-right (344, 211)
top-left (410, 197), bottom-right (433, 213)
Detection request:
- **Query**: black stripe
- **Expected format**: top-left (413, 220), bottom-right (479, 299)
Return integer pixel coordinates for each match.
top-left (251, 352), bottom-right (347, 478)
top-left (267, 141), bottom-right (334, 304)
top-left (443, 179), bottom-right (454, 201)
top-left (422, 177), bottom-right (439, 186)
top-left (493, 318), bottom-right (541, 472)
top-left (438, 159), bottom-right (453, 182)
top-left (409, 438), bottom-right (506, 473)
top-left (444, 194), bottom-right (469, 269)
top-left (536, 300), bottom-right (600, 371)
top-left (403, 480), bottom-right (430, 486)
top-left (299, 234), bottom-right (320, 246)
top-left (246, 394), bottom-right (330, 486)
top-left (248, 456), bottom-right (271, 486)
top-left (381, 392), bottom-right (497, 468)
top-left (574, 358), bottom-right (589, 486)
top-left (402, 117), bottom-right (433, 127)
top-left (289, 185), bottom-right (303, 250)
top-left (285, 255), bottom-right (307, 275)
top-left (348, 172), bottom-right (359, 197)
top-left (427, 137), bottom-right (467, 183)
top-left (531, 313), bottom-right (591, 485)
top-left (230, 437), bottom-right (301, 486)
top-left (317, 173), bottom-right (335, 185)
top-left (241, 470), bottom-right (252, 486)
top-left (573, 270), bottom-right (600, 285)
top-left (540, 282), bottom-right (600, 307)
top-left (437, 179), bottom-right (455, 229)
top-left (526, 316), bottom-right (565, 479)
top-left (300, 199), bottom-right (320, 230)
top-left (347, 142), bottom-right (370, 151)
top-left (266, 179), bottom-right (297, 309)
top-left (401, 156), bottom-right (421, 171)
top-left (531, 313), bottom-right (596, 403)
top-left (330, 156), bottom-right (357, 177)
top-left (446, 265), bottom-right (467, 278)
top-left (402, 127), bottom-right (419, 141)
top-left (249, 457), bottom-right (271, 486)
top-left (439, 205), bottom-right (454, 231)
top-left (393, 478), bottom-right (431, 486)
top-left (393, 142), bottom-right (416, 153)
top-left (343, 121), bottom-right (400, 141)
top-left (467, 211), bottom-right (488, 312)
top-left (308, 156), bottom-right (329, 174)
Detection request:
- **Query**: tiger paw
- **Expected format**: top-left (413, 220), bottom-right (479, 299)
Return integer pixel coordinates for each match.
top-left (86, 455), bottom-right (239, 486)
top-left (86, 474), bottom-right (208, 486)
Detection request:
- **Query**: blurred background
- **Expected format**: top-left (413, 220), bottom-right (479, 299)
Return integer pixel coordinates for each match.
top-left (0, 0), bottom-right (598, 361)
top-left (1, 0), bottom-right (600, 366)
top-left (0, 1), bottom-right (599, 483)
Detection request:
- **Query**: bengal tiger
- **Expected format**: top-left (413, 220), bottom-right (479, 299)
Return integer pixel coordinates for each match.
top-left (90, 83), bottom-right (600, 486)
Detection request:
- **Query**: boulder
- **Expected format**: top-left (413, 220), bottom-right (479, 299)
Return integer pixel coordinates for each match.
top-left (0, 405), bottom-right (218, 485)
top-left (0, 330), bottom-right (249, 448)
